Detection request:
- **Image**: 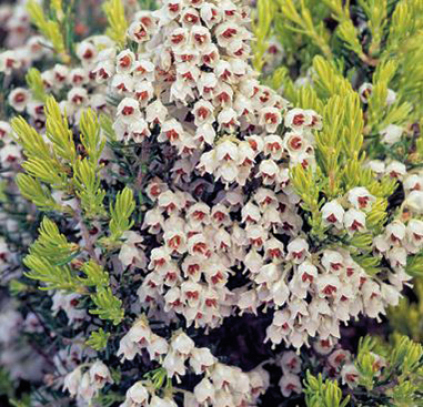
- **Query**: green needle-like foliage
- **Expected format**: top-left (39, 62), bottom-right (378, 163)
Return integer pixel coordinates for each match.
top-left (73, 158), bottom-right (106, 218)
top-left (103, 0), bottom-right (128, 48)
top-left (109, 187), bottom-right (136, 243)
top-left (304, 372), bottom-right (350, 407)
top-left (25, 68), bottom-right (47, 103)
top-left (86, 328), bottom-right (111, 351)
top-left (23, 254), bottom-right (80, 292)
top-left (90, 287), bottom-right (124, 325)
top-left (31, 217), bottom-right (80, 266)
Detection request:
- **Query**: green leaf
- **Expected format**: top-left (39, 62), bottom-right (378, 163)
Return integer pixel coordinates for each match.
top-left (109, 187), bottom-right (135, 243)
top-left (31, 217), bottom-right (80, 265)
top-left (89, 286), bottom-right (124, 325)
top-left (86, 328), bottom-right (110, 351)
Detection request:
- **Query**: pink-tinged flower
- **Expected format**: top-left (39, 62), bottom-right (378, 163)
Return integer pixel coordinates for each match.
top-left (317, 274), bottom-right (341, 298)
top-left (69, 68), bottom-right (88, 86)
top-left (341, 364), bottom-right (360, 388)
top-left (321, 250), bottom-right (344, 273)
top-left (313, 338), bottom-right (336, 355)
top-left (133, 59), bottom-right (155, 82)
top-left (260, 107), bottom-right (282, 133)
top-left (89, 361), bottom-right (112, 389)
top-left (321, 200), bottom-right (345, 228)
top-left (194, 378), bottom-right (215, 404)
top-left (129, 120), bottom-right (151, 143)
top-left (0, 144), bottom-right (21, 168)
top-left (284, 108), bottom-right (313, 131)
top-left (76, 41), bottom-right (97, 65)
top-left (385, 160), bottom-right (406, 179)
top-left (279, 373), bottom-right (302, 397)
top-left (126, 381), bottom-right (150, 404)
top-left (0, 121), bottom-right (12, 141)
top-left (263, 135), bottom-right (284, 160)
top-left (328, 349), bottom-right (351, 369)
top-left (385, 221), bottom-right (406, 244)
top-left (134, 81), bottom-right (154, 106)
top-left (200, 3), bottom-right (222, 28)
top-left (347, 187), bottom-right (375, 211)
top-left (190, 347), bottom-right (216, 375)
top-left (93, 60), bottom-right (115, 83)
top-left (8, 88), bottom-right (29, 112)
top-left (287, 238), bottom-right (309, 264)
top-left (407, 219), bottom-right (423, 248)
top-left (63, 368), bottom-right (82, 397)
top-left (280, 351), bottom-right (301, 374)
top-left (0, 50), bottom-right (21, 74)
top-left (215, 21), bottom-right (240, 47)
top-left (358, 82), bottom-right (373, 103)
top-left (52, 64), bottom-right (69, 87)
top-left (344, 208), bottom-right (366, 234)
top-left (117, 98), bottom-right (141, 124)
top-left (146, 100), bottom-right (168, 126)
top-left (128, 21), bottom-right (150, 43)
top-left (68, 87), bottom-right (88, 107)
top-left (193, 100), bottom-right (215, 127)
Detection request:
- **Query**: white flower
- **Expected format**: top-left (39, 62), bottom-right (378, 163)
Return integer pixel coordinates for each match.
top-left (358, 82), bottom-right (372, 103)
top-left (171, 332), bottom-right (195, 356)
top-left (284, 108), bottom-right (312, 131)
top-left (279, 373), bottom-right (302, 397)
top-left (385, 161), bottom-right (406, 179)
top-left (76, 40), bottom-right (97, 64)
top-left (405, 190), bottom-right (423, 214)
top-left (8, 88), bottom-right (29, 112)
top-left (150, 396), bottom-right (178, 407)
top-left (321, 200), bottom-right (345, 228)
top-left (341, 364), bottom-right (360, 388)
top-left (347, 187), bottom-right (375, 211)
top-left (385, 221), bottom-right (406, 244)
top-left (280, 351), bottom-right (301, 374)
top-left (194, 378), bottom-right (215, 404)
top-left (126, 381), bottom-right (150, 404)
top-left (89, 361), bottom-right (112, 389)
top-left (407, 219), bottom-right (423, 247)
top-left (380, 124), bottom-right (403, 145)
top-left (260, 107), bottom-right (282, 133)
top-left (367, 159), bottom-right (385, 175)
top-left (117, 98), bottom-right (141, 124)
top-left (287, 238), bottom-right (309, 264)
top-left (78, 372), bottom-right (96, 401)
top-left (344, 208), bottom-right (366, 234)
top-left (190, 347), bottom-right (216, 375)
top-left (63, 367), bottom-right (82, 398)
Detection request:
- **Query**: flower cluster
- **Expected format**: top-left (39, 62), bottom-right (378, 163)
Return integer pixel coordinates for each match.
top-left (64, 361), bottom-right (113, 404)
top-left (118, 318), bottom-right (267, 406)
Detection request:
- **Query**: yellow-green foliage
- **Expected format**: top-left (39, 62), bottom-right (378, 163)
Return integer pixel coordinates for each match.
top-left (27, 0), bottom-right (67, 59)
top-left (389, 278), bottom-right (423, 342)
top-left (25, 68), bottom-right (47, 103)
top-left (304, 372), bottom-right (350, 407)
top-left (251, 0), bottom-right (275, 72)
top-left (103, 0), bottom-right (128, 48)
